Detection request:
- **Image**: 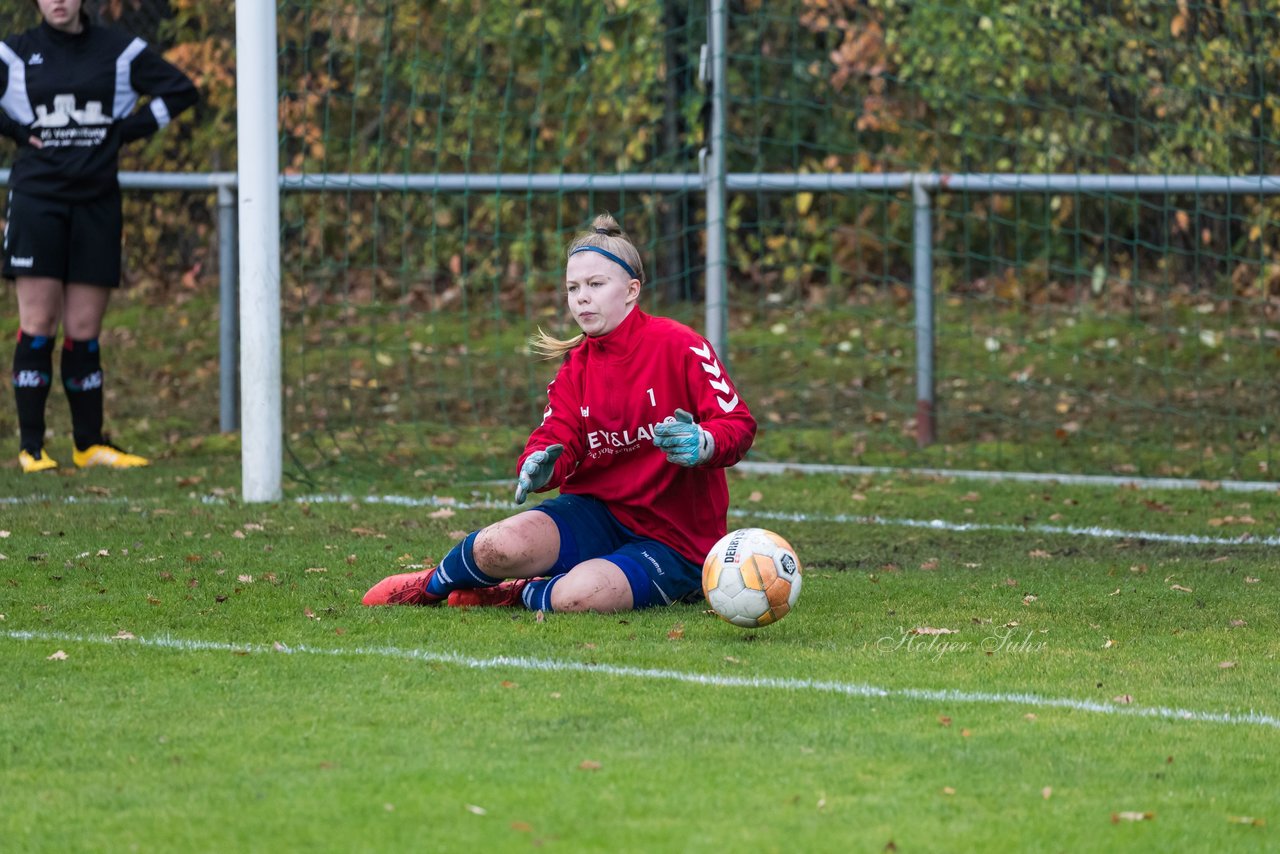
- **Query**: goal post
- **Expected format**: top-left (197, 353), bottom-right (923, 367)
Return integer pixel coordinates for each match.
top-left (235, 0), bottom-right (283, 502)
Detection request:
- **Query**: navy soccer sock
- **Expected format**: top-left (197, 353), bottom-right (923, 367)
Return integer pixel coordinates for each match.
top-left (425, 531), bottom-right (504, 597)
top-left (12, 330), bottom-right (54, 453)
top-left (521, 576), bottom-right (562, 612)
top-left (61, 338), bottom-right (105, 451)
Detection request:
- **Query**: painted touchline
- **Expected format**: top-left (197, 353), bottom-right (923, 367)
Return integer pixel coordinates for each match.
top-left (6, 629), bottom-right (1278, 731)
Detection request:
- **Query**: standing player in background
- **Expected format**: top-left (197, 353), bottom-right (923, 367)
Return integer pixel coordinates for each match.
top-left (363, 213), bottom-right (757, 613)
top-left (1, 0), bottom-right (198, 472)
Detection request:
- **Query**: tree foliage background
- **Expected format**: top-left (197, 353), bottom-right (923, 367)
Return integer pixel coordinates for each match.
top-left (1, 0), bottom-right (1277, 302)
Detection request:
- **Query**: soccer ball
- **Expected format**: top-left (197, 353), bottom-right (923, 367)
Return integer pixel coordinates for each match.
top-left (702, 528), bottom-right (802, 628)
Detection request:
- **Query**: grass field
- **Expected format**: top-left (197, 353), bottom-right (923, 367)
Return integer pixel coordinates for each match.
top-left (2, 453), bottom-right (1276, 852)
top-left (3, 283), bottom-right (1276, 485)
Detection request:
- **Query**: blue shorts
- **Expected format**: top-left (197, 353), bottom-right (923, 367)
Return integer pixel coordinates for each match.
top-left (530, 494), bottom-right (702, 608)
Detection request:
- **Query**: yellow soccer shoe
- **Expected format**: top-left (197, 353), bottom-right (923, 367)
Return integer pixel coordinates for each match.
top-left (73, 443), bottom-right (150, 469)
top-left (18, 448), bottom-right (59, 473)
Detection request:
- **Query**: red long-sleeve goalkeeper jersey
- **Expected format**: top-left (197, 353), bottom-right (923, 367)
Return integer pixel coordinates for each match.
top-left (519, 308), bottom-right (757, 564)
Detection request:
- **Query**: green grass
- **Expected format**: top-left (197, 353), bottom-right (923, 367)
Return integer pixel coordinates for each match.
top-left (2, 456), bottom-right (1277, 852)
top-left (3, 284), bottom-right (1276, 484)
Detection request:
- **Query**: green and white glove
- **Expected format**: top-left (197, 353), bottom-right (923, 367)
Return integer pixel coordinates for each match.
top-left (652, 408), bottom-right (715, 467)
top-left (515, 444), bottom-right (564, 504)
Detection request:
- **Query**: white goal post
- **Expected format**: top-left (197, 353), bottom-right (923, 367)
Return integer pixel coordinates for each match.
top-left (235, 0), bottom-right (282, 502)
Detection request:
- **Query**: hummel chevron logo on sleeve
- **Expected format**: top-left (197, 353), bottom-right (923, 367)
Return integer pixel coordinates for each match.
top-left (689, 343), bottom-right (740, 412)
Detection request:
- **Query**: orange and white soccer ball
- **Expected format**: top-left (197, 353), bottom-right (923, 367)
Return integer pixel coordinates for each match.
top-left (702, 528), bottom-right (802, 628)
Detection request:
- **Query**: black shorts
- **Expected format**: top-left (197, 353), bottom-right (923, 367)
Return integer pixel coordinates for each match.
top-left (2, 189), bottom-right (123, 287)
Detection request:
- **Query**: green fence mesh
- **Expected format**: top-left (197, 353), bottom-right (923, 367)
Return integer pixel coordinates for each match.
top-left (0, 1), bottom-right (1276, 487)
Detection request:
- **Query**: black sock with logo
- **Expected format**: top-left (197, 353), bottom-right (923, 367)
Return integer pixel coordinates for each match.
top-left (61, 337), bottom-right (105, 451)
top-left (13, 330), bottom-right (54, 454)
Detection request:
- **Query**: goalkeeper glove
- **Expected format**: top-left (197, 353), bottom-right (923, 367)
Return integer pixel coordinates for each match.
top-left (652, 408), bottom-right (715, 467)
top-left (515, 444), bottom-right (564, 504)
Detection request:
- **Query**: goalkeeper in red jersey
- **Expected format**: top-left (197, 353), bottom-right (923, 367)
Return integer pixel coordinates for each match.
top-left (363, 213), bottom-right (757, 613)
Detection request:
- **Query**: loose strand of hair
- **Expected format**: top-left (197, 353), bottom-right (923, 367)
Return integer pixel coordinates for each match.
top-left (529, 327), bottom-right (584, 360)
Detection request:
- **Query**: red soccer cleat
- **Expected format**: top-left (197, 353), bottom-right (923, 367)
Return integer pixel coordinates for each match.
top-left (447, 578), bottom-right (532, 608)
top-left (361, 567), bottom-right (447, 606)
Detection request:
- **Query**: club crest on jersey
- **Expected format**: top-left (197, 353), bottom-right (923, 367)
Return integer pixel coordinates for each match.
top-left (29, 53), bottom-right (43, 65)
top-left (688, 342), bottom-right (739, 412)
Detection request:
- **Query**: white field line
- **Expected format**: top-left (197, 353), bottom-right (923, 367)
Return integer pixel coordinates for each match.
top-left (732, 509), bottom-right (1280, 547)
top-left (295, 493), bottom-right (1280, 548)
top-left (3, 490), bottom-right (1277, 547)
top-left (737, 461), bottom-right (1280, 494)
top-left (5, 629), bottom-right (1279, 731)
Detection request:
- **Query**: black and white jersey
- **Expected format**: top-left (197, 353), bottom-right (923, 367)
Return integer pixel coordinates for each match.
top-left (0, 18), bottom-right (198, 201)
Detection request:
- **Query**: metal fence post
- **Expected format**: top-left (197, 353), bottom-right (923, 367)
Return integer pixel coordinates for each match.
top-left (217, 181), bottom-right (239, 433)
top-left (913, 174), bottom-right (936, 447)
top-left (703, 0), bottom-right (728, 361)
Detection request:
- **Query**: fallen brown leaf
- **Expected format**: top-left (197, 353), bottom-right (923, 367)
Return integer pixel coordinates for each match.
top-left (1226, 815), bottom-right (1265, 827)
top-left (47, 650), bottom-right (68, 661)
top-left (1113, 694), bottom-right (1134, 704)
top-left (1112, 811), bottom-right (1154, 823)
top-left (578, 760), bottom-right (602, 771)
